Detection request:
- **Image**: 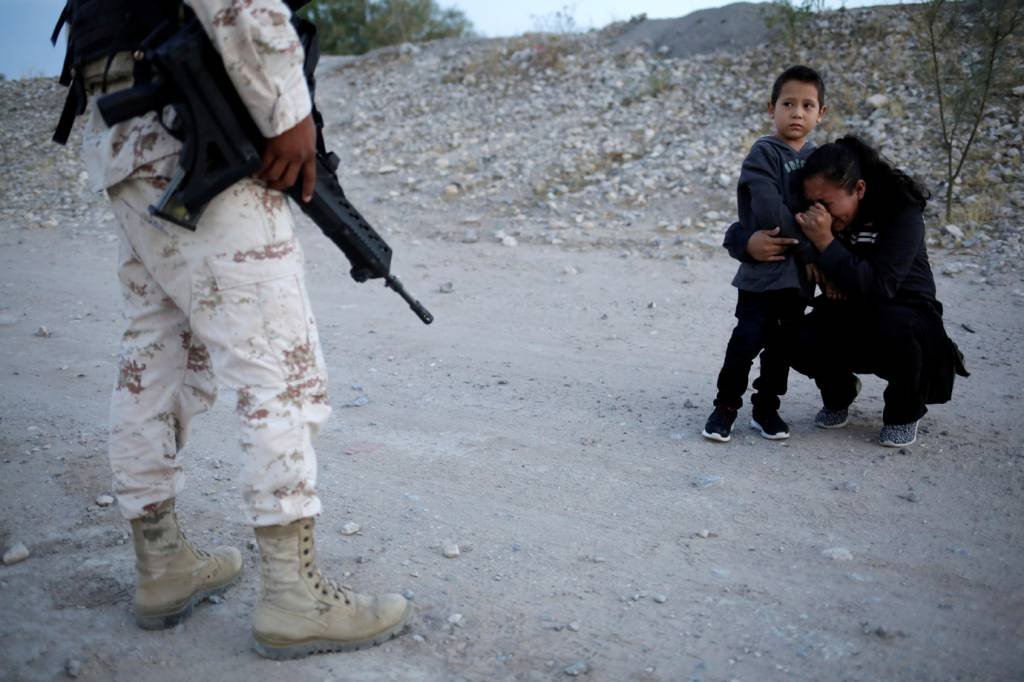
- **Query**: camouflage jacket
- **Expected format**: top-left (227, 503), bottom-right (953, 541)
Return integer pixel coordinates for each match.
top-left (81, 0), bottom-right (311, 192)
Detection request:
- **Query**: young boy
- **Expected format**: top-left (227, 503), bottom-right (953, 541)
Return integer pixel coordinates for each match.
top-left (702, 65), bottom-right (827, 442)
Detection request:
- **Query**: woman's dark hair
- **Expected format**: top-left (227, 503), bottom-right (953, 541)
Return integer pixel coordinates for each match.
top-left (800, 135), bottom-right (929, 212)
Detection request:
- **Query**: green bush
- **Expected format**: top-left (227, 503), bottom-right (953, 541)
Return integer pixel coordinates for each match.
top-left (299, 0), bottom-right (474, 55)
top-left (762, 0), bottom-right (827, 48)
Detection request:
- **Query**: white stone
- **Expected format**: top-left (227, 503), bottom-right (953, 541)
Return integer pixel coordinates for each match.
top-left (340, 522), bottom-right (361, 536)
top-left (866, 94), bottom-right (890, 109)
top-left (2, 543), bottom-right (29, 565)
top-left (443, 544), bottom-right (461, 558)
top-left (942, 224), bottom-right (965, 240)
top-left (822, 547), bottom-right (854, 561)
top-left (95, 494), bottom-right (115, 507)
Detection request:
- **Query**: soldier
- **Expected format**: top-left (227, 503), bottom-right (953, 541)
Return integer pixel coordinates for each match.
top-left (52, 0), bottom-right (410, 659)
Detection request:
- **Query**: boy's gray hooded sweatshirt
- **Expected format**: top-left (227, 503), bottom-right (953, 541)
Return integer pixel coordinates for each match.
top-left (725, 136), bottom-right (815, 293)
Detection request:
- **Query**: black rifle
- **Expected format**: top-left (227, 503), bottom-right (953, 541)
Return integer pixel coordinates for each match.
top-left (97, 16), bottom-right (433, 325)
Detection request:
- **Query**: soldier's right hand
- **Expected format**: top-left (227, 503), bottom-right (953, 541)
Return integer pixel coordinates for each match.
top-left (746, 227), bottom-right (798, 262)
top-left (259, 114), bottom-right (317, 202)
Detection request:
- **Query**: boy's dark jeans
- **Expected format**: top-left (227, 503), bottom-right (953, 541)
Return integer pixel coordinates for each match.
top-left (714, 289), bottom-right (806, 412)
top-left (789, 299), bottom-right (942, 425)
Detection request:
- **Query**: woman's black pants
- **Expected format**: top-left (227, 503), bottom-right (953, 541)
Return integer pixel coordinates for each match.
top-left (789, 299), bottom-right (945, 425)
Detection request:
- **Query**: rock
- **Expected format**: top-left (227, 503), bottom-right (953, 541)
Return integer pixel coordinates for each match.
top-left (2, 542), bottom-right (29, 565)
top-left (1012, 85), bottom-right (1024, 97)
top-left (206, 594), bottom-right (223, 604)
top-left (403, 589), bottom-right (415, 600)
top-left (822, 547), bottom-right (853, 561)
top-left (501, 235), bottom-right (518, 247)
top-left (65, 658), bottom-right (82, 678)
top-left (897, 491), bottom-right (919, 503)
top-left (866, 93), bottom-right (890, 108)
top-left (447, 613), bottom-right (464, 627)
top-left (340, 522), bottom-right (361, 536)
top-left (562, 265), bottom-right (580, 275)
top-left (343, 394), bottom-right (370, 408)
top-left (942, 263), bottom-right (964, 276)
top-left (692, 474), bottom-right (722, 489)
top-left (460, 229), bottom-right (479, 243)
top-left (563, 660), bottom-right (590, 676)
top-left (443, 544), bottom-right (461, 558)
top-left (568, 621), bottom-right (581, 631)
top-left (834, 480), bottom-right (860, 493)
top-left (443, 183), bottom-right (462, 198)
top-left (942, 224), bottom-right (965, 240)
top-left (861, 621), bottom-right (907, 639)
top-left (652, 594), bottom-right (668, 604)
top-left (438, 281), bottom-right (455, 294)
top-left (377, 165), bottom-right (399, 174)
top-left (95, 494), bottom-right (115, 507)
top-left (34, 326), bottom-right (51, 338)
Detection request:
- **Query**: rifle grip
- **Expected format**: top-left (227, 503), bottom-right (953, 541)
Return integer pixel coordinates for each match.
top-left (97, 83), bottom-right (168, 126)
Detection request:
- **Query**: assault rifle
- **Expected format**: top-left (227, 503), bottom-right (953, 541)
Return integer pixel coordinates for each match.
top-left (97, 14), bottom-right (433, 325)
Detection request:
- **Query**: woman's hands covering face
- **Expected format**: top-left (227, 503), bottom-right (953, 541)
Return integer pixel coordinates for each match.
top-left (796, 203), bottom-right (835, 250)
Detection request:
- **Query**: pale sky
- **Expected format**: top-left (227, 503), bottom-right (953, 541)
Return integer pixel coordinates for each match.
top-left (1, 0), bottom-right (888, 79)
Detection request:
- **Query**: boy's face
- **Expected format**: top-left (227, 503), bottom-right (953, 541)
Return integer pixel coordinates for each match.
top-left (769, 80), bottom-right (825, 146)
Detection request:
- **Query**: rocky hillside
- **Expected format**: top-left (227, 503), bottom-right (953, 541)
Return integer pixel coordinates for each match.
top-left (2, 3), bottom-right (1022, 282)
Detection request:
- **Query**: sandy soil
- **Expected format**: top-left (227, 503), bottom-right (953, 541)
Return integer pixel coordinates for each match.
top-left (1, 168), bottom-right (1023, 682)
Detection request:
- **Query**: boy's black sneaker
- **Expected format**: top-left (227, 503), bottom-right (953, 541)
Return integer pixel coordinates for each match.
top-left (702, 406), bottom-right (737, 443)
top-left (750, 409), bottom-right (790, 440)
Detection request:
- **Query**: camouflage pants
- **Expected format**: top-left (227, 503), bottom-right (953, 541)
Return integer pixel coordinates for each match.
top-left (106, 175), bottom-right (329, 526)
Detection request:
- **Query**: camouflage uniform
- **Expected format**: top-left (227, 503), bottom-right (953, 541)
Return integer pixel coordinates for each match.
top-left (82, 0), bottom-right (328, 526)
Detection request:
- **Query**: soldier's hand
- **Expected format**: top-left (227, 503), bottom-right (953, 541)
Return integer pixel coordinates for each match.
top-left (746, 227), bottom-right (798, 262)
top-left (259, 114), bottom-right (317, 202)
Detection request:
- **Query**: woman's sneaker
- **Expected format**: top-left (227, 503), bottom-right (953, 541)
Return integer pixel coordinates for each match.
top-left (879, 421), bottom-right (918, 447)
top-left (814, 377), bottom-right (861, 429)
top-left (814, 407), bottom-right (849, 429)
top-left (750, 409), bottom-right (790, 440)
top-left (702, 406), bottom-right (737, 442)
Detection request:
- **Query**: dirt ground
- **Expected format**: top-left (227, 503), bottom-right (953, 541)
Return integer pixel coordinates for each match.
top-left (1, 169), bottom-right (1023, 681)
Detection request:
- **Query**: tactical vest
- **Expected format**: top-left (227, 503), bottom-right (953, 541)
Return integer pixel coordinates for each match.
top-left (51, 0), bottom-right (184, 144)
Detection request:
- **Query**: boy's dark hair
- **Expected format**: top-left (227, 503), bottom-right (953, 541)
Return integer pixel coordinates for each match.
top-left (800, 135), bottom-right (930, 211)
top-left (771, 65), bottom-right (825, 106)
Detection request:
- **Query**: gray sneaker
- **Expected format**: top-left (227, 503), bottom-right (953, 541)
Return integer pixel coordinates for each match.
top-left (814, 407), bottom-right (849, 429)
top-left (879, 421), bottom-right (918, 447)
top-left (814, 377), bottom-right (861, 429)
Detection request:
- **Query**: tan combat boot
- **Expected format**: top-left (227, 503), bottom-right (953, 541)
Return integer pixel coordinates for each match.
top-left (252, 518), bottom-right (411, 659)
top-left (130, 499), bottom-right (243, 630)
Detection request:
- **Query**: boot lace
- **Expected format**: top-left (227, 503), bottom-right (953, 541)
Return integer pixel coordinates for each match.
top-left (301, 523), bottom-right (352, 604)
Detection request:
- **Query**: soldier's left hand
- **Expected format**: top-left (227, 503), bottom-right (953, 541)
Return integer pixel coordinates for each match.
top-left (259, 114), bottom-right (317, 201)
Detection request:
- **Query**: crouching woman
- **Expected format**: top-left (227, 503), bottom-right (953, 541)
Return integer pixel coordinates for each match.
top-left (791, 136), bottom-right (967, 447)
